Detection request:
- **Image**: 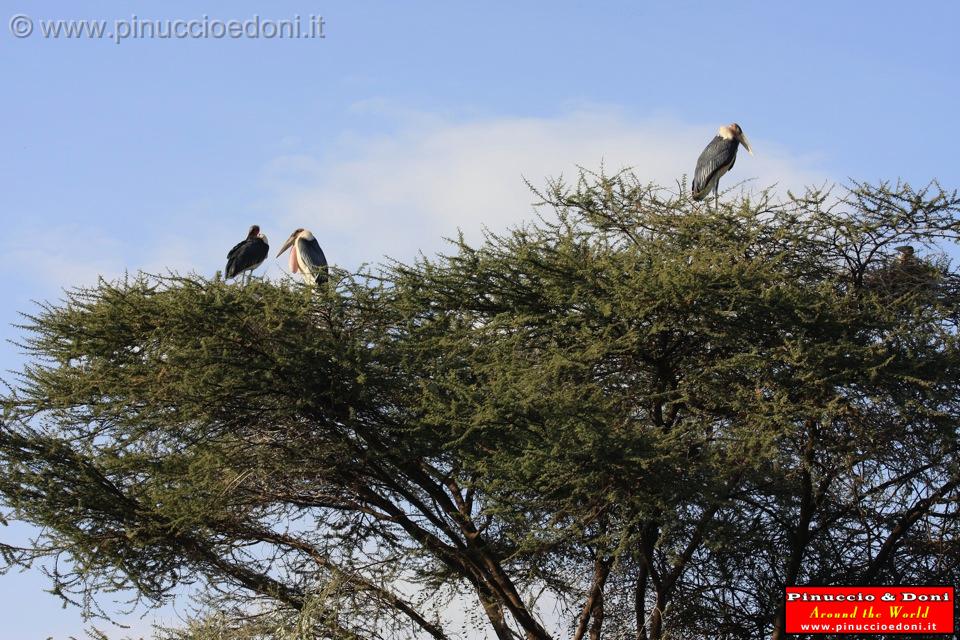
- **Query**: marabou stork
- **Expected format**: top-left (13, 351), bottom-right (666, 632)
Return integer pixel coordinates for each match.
top-left (895, 245), bottom-right (915, 265)
top-left (225, 225), bottom-right (269, 283)
top-left (692, 123), bottom-right (754, 205)
top-left (276, 228), bottom-right (328, 286)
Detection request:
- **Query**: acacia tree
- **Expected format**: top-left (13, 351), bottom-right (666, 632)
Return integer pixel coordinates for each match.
top-left (1, 176), bottom-right (959, 640)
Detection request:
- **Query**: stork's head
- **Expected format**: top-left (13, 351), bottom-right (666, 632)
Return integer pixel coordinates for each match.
top-left (719, 123), bottom-right (754, 156)
top-left (276, 228), bottom-right (305, 257)
top-left (895, 245), bottom-right (915, 262)
top-left (247, 224), bottom-right (261, 239)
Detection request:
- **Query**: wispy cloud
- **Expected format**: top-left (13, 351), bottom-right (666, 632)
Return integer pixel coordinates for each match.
top-left (262, 107), bottom-right (827, 271)
top-left (0, 222), bottom-right (126, 291)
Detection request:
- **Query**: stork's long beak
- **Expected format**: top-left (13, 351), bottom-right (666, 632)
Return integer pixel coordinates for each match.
top-left (276, 233), bottom-right (297, 257)
top-left (738, 132), bottom-right (754, 156)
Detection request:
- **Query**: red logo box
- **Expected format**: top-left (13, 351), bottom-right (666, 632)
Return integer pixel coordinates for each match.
top-left (785, 586), bottom-right (954, 635)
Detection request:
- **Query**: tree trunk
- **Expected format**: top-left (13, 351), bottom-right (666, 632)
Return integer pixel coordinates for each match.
top-left (635, 561), bottom-right (649, 640)
top-left (479, 589), bottom-right (514, 640)
top-left (647, 589), bottom-right (668, 640)
top-left (574, 556), bottom-right (611, 640)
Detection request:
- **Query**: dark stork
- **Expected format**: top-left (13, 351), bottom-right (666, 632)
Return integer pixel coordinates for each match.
top-left (276, 228), bottom-right (328, 286)
top-left (225, 225), bottom-right (269, 283)
top-left (692, 123), bottom-right (754, 205)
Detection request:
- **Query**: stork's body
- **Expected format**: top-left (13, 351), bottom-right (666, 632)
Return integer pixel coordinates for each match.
top-left (895, 245), bottom-right (915, 265)
top-left (692, 123), bottom-right (754, 204)
top-left (225, 225), bottom-right (269, 282)
top-left (277, 228), bottom-right (328, 286)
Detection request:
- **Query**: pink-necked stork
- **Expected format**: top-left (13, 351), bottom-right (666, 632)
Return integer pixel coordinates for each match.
top-left (225, 225), bottom-right (269, 283)
top-left (692, 123), bottom-right (754, 205)
top-left (276, 228), bottom-right (328, 286)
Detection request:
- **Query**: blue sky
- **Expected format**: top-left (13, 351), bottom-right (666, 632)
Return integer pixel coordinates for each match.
top-left (1, 1), bottom-right (959, 637)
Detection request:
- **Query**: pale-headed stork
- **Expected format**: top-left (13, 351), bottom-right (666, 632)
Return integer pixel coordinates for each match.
top-left (895, 245), bottom-right (915, 264)
top-left (276, 228), bottom-right (328, 286)
top-left (225, 225), bottom-right (269, 282)
top-left (692, 123), bottom-right (754, 204)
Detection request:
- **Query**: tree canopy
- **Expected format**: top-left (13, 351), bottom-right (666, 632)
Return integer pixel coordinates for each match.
top-left (2, 175), bottom-right (960, 640)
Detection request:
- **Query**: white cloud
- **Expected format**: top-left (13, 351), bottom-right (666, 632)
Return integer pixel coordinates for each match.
top-left (0, 223), bottom-right (126, 291)
top-left (0, 219), bottom-right (224, 294)
top-left (261, 107), bottom-right (827, 271)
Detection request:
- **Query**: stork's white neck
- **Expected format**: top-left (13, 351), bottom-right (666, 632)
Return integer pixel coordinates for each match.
top-left (718, 126), bottom-right (736, 140)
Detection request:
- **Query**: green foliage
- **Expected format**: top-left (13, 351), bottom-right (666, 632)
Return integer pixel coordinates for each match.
top-left (2, 176), bottom-right (960, 640)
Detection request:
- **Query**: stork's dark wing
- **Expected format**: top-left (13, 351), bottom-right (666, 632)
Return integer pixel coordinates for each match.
top-left (692, 136), bottom-right (738, 199)
top-left (297, 236), bottom-right (329, 285)
top-left (226, 239), bottom-right (246, 261)
top-left (225, 238), bottom-right (269, 279)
